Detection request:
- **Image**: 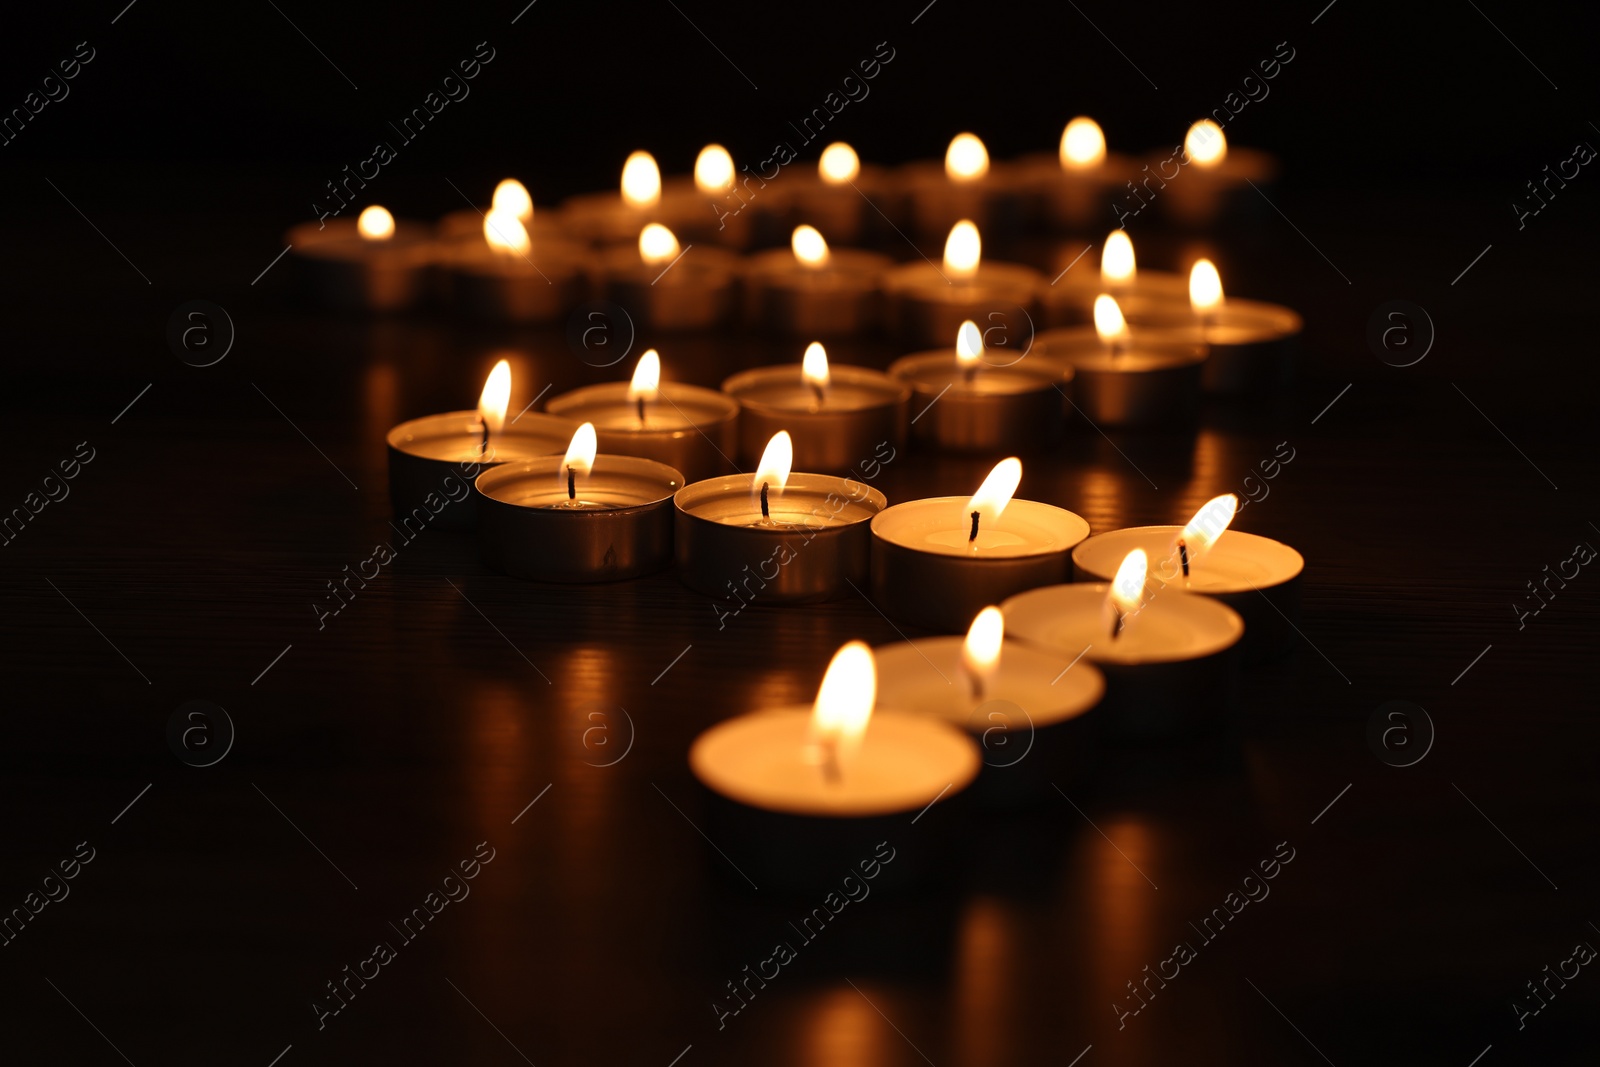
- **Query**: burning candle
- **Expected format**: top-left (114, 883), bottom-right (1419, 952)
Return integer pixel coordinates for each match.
top-left (1135, 259), bottom-right (1302, 394)
top-left (441, 207), bottom-right (590, 322)
top-left (882, 219), bottom-right (1043, 347)
top-left (742, 225), bottom-right (893, 335)
top-left (558, 149), bottom-right (667, 243)
top-left (776, 142), bottom-right (892, 246)
top-left (900, 132), bottom-right (1024, 240)
top-left (1035, 295), bottom-right (1206, 427)
top-left (870, 457), bottom-right (1090, 631)
top-left (1157, 121), bottom-right (1280, 229)
top-left (674, 430), bottom-right (887, 604)
top-left (592, 222), bottom-right (741, 331)
top-left (875, 605), bottom-right (1107, 805)
top-left (722, 342), bottom-right (908, 472)
top-left (386, 359), bottom-right (581, 531)
top-left (546, 349), bottom-right (740, 482)
top-left (1040, 229), bottom-right (1188, 328)
top-left (436, 178), bottom-right (570, 243)
top-left (562, 145), bottom-right (757, 248)
top-left (1001, 548), bottom-right (1245, 742)
top-left (889, 319), bottom-right (1072, 453)
top-left (288, 204), bottom-right (434, 312)
top-left (1016, 116), bottom-right (1140, 233)
top-left (1071, 494), bottom-right (1304, 661)
top-left (689, 641), bottom-right (980, 891)
top-left (474, 422), bottom-right (682, 582)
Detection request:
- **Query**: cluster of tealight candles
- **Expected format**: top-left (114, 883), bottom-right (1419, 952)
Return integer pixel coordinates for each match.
top-left (364, 120), bottom-right (1307, 891)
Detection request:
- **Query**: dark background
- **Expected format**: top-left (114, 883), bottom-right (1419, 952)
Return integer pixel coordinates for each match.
top-left (1, 2), bottom-right (1597, 1065)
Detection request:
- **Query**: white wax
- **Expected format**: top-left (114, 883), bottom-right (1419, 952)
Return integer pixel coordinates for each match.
top-left (677, 472), bottom-right (882, 529)
top-left (548, 381), bottom-right (737, 434)
top-left (387, 411), bottom-right (576, 463)
top-left (690, 709), bottom-right (980, 817)
top-left (1002, 583), bottom-right (1242, 666)
top-left (724, 364), bottom-right (903, 414)
top-left (889, 352), bottom-right (1064, 397)
top-left (875, 638), bottom-right (1104, 730)
top-left (872, 497), bottom-right (1090, 560)
top-left (1073, 527), bottom-right (1303, 594)
top-left (475, 455), bottom-right (681, 509)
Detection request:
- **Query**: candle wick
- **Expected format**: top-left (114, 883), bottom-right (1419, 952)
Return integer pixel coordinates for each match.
top-left (567, 464), bottom-right (575, 501)
top-left (1111, 604), bottom-right (1125, 641)
top-left (962, 365), bottom-right (977, 387)
top-left (760, 481), bottom-right (770, 520)
top-left (820, 737), bottom-right (841, 784)
top-left (636, 395), bottom-right (646, 428)
top-left (969, 510), bottom-right (980, 543)
top-left (810, 383), bottom-right (825, 411)
top-left (480, 420), bottom-right (490, 457)
top-left (967, 669), bottom-right (984, 704)
top-left (1178, 539), bottom-right (1189, 579)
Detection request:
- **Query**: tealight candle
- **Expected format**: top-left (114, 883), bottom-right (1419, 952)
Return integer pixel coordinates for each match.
top-left (441, 209), bottom-right (590, 322)
top-left (1003, 548), bottom-right (1245, 742)
top-left (742, 226), bottom-right (892, 335)
top-left (675, 431), bottom-right (886, 604)
top-left (1071, 494), bottom-right (1303, 662)
top-left (386, 360), bottom-right (581, 531)
top-left (1039, 230), bottom-right (1188, 328)
top-left (562, 147), bottom-right (756, 248)
top-left (722, 343), bottom-right (908, 473)
top-left (1156, 121), bottom-right (1279, 229)
top-left (882, 220), bottom-right (1043, 346)
top-left (545, 349), bottom-right (740, 482)
top-left (1029, 116), bottom-right (1142, 232)
top-left (591, 222), bottom-right (741, 331)
top-left (889, 320), bottom-right (1071, 453)
top-left (1136, 260), bottom-right (1302, 394)
top-left (288, 206), bottom-right (433, 312)
top-left (475, 423), bottom-right (682, 582)
top-left (1035, 296), bottom-right (1206, 427)
top-left (899, 133), bottom-right (1025, 239)
top-left (435, 178), bottom-right (575, 244)
top-left (870, 458), bottom-right (1090, 632)
top-left (689, 641), bottom-right (980, 892)
top-left (558, 149), bottom-right (668, 243)
top-left (774, 142), bottom-right (894, 246)
top-left (875, 606), bottom-right (1106, 806)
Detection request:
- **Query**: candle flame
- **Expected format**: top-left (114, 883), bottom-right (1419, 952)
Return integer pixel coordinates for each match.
top-left (491, 179), bottom-right (533, 222)
top-left (357, 205), bottom-right (394, 241)
top-left (1093, 295), bottom-right (1129, 347)
top-left (1189, 259), bottom-right (1223, 313)
top-left (754, 431), bottom-right (794, 499)
top-left (621, 150), bottom-right (662, 207)
top-left (478, 359), bottom-right (512, 436)
top-left (818, 142), bottom-right (860, 184)
top-left (962, 606), bottom-right (1004, 682)
top-left (1178, 493), bottom-right (1238, 563)
top-left (627, 349), bottom-right (661, 402)
top-left (809, 640), bottom-right (876, 773)
top-left (792, 225), bottom-right (830, 268)
top-left (1185, 120), bottom-right (1227, 168)
top-left (967, 457), bottom-right (1022, 525)
top-left (802, 342), bottom-right (830, 391)
top-left (1060, 117), bottom-right (1107, 169)
top-left (1101, 230), bottom-right (1136, 284)
top-left (944, 220), bottom-right (981, 279)
top-left (1106, 548), bottom-right (1149, 635)
top-left (694, 144), bottom-right (735, 195)
top-left (563, 422), bottom-right (598, 478)
top-left (945, 133), bottom-right (990, 182)
top-left (955, 319), bottom-right (983, 371)
top-left (484, 210), bottom-right (531, 256)
top-left (639, 223), bottom-right (681, 266)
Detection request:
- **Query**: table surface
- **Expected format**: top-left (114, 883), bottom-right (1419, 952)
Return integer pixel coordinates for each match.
top-left (1, 160), bottom-right (1597, 1067)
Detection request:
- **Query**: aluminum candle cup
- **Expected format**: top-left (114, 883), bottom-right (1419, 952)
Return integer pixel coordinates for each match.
top-left (287, 219), bottom-right (433, 312)
top-left (1139, 300), bottom-right (1302, 395)
top-left (1073, 526), bottom-right (1303, 662)
top-left (722, 364), bottom-right (908, 473)
top-left (882, 261), bottom-right (1043, 348)
top-left (441, 238), bottom-right (590, 323)
top-left (689, 709), bottom-right (980, 893)
top-left (870, 499), bottom-right (1090, 632)
top-left (742, 248), bottom-right (892, 335)
top-left (1035, 328), bottom-right (1206, 428)
top-left (1039, 266), bottom-right (1190, 329)
top-left (562, 180), bottom-right (755, 248)
top-left (777, 165), bottom-right (897, 245)
top-left (1158, 147), bottom-right (1279, 229)
top-left (474, 454), bottom-right (682, 582)
top-left (592, 243), bottom-right (741, 332)
top-left (888, 351), bottom-right (1070, 454)
top-left (546, 381), bottom-right (739, 483)
top-left (875, 638), bottom-right (1105, 807)
top-left (1002, 583), bottom-right (1244, 743)
top-left (674, 473), bottom-right (886, 604)
top-left (386, 411), bottom-right (581, 532)
top-left (897, 159), bottom-right (1027, 239)
top-left (1013, 152), bottom-right (1141, 233)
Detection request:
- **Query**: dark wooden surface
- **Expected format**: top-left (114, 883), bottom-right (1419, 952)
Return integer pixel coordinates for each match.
top-left (2, 153), bottom-right (1598, 1067)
